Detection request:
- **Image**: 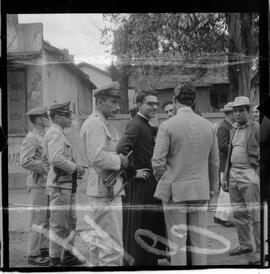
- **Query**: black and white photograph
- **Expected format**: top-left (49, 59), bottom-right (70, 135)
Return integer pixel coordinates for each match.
top-left (1, 1), bottom-right (269, 271)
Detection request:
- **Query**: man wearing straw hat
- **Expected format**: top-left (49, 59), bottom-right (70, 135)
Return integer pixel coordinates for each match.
top-left (214, 102), bottom-right (235, 227)
top-left (222, 96), bottom-right (260, 265)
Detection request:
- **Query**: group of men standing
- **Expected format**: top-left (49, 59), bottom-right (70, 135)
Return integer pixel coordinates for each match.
top-left (19, 81), bottom-right (260, 267)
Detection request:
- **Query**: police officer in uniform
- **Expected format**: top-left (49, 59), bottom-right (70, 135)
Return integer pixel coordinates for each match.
top-left (20, 107), bottom-right (51, 266)
top-left (80, 82), bottom-right (129, 266)
top-left (44, 101), bottom-right (85, 267)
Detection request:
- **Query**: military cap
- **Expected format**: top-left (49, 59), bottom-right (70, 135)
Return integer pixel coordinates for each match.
top-left (49, 101), bottom-right (72, 114)
top-left (174, 82), bottom-right (196, 101)
top-left (26, 107), bottom-right (48, 117)
top-left (93, 81), bottom-right (122, 98)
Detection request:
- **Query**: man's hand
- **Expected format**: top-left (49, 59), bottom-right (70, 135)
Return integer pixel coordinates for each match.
top-left (221, 180), bottom-right (229, 192)
top-left (119, 154), bottom-right (129, 169)
top-left (76, 166), bottom-right (85, 176)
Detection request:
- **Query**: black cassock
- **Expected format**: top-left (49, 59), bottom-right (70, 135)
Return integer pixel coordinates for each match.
top-left (117, 114), bottom-right (167, 266)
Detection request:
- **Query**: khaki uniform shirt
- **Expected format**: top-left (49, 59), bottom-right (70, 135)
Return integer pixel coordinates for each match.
top-left (44, 123), bottom-right (77, 189)
top-left (80, 111), bottom-right (123, 197)
top-left (20, 128), bottom-right (49, 187)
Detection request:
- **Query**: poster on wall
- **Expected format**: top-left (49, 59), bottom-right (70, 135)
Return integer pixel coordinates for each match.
top-left (7, 70), bottom-right (26, 134)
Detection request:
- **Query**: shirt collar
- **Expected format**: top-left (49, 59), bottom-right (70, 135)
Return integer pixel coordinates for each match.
top-left (177, 107), bottom-right (192, 115)
top-left (225, 118), bottom-right (234, 126)
top-left (51, 122), bottom-right (64, 132)
top-left (93, 110), bottom-right (109, 126)
top-left (233, 121), bottom-right (250, 129)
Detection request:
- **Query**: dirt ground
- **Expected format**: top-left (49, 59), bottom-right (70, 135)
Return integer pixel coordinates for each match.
top-left (8, 211), bottom-right (251, 268)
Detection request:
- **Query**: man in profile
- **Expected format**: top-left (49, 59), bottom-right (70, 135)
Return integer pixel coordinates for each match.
top-left (44, 101), bottom-right (85, 267)
top-left (20, 107), bottom-right (50, 266)
top-left (80, 82), bottom-right (129, 266)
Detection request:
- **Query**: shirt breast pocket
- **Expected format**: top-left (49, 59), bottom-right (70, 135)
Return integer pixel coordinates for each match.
top-left (105, 130), bottom-right (118, 152)
top-left (64, 140), bottom-right (73, 160)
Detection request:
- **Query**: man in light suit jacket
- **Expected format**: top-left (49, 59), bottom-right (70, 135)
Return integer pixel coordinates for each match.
top-left (152, 82), bottom-right (219, 265)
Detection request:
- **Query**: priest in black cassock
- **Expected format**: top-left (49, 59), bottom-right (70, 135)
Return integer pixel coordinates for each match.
top-left (117, 90), bottom-right (167, 266)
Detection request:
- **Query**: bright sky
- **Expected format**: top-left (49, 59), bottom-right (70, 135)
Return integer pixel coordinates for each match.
top-left (18, 14), bottom-right (113, 70)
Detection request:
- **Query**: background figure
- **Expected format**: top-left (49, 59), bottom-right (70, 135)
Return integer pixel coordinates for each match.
top-left (44, 101), bottom-right (85, 267)
top-left (128, 105), bottom-right (139, 119)
top-left (152, 82), bottom-right (219, 266)
top-left (162, 100), bottom-right (175, 118)
top-left (20, 107), bottom-right (50, 266)
top-left (214, 102), bottom-right (235, 227)
top-left (252, 105), bottom-right (260, 122)
top-left (80, 82), bottom-right (129, 266)
top-left (221, 96), bottom-right (260, 265)
top-left (117, 90), bottom-right (167, 266)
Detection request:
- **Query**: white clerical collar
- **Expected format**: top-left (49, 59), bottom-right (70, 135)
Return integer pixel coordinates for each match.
top-left (137, 112), bottom-right (149, 121)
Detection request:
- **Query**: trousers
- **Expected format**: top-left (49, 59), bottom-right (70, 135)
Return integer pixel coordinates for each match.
top-left (229, 167), bottom-right (260, 252)
top-left (47, 187), bottom-right (77, 258)
top-left (28, 186), bottom-right (50, 256)
top-left (163, 200), bottom-right (208, 265)
top-left (87, 196), bottom-right (123, 266)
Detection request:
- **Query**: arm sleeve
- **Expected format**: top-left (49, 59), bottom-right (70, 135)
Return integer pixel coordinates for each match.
top-left (208, 130), bottom-right (220, 192)
top-left (217, 127), bottom-right (229, 154)
top-left (47, 131), bottom-right (77, 174)
top-left (116, 121), bottom-right (140, 155)
top-left (152, 124), bottom-right (170, 181)
top-left (84, 121), bottom-right (121, 171)
top-left (20, 135), bottom-right (47, 174)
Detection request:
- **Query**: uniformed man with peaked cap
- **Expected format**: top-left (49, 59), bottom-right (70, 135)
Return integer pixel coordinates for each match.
top-left (20, 106), bottom-right (51, 266)
top-left (44, 101), bottom-right (86, 267)
top-left (93, 81), bottom-right (122, 98)
top-left (80, 82), bottom-right (129, 266)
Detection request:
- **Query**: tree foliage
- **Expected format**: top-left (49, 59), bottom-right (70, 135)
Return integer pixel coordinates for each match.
top-left (101, 13), bottom-right (259, 110)
top-left (102, 13), bottom-right (228, 72)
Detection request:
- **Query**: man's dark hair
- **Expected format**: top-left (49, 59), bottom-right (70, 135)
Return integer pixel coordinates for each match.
top-left (136, 90), bottom-right (157, 104)
top-left (174, 82), bottom-right (196, 107)
top-left (162, 100), bottom-right (173, 110)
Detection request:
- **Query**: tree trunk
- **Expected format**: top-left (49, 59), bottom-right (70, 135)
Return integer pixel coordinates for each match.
top-left (227, 13), bottom-right (241, 100)
top-left (119, 73), bottom-right (129, 113)
top-left (227, 13), bottom-right (256, 99)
